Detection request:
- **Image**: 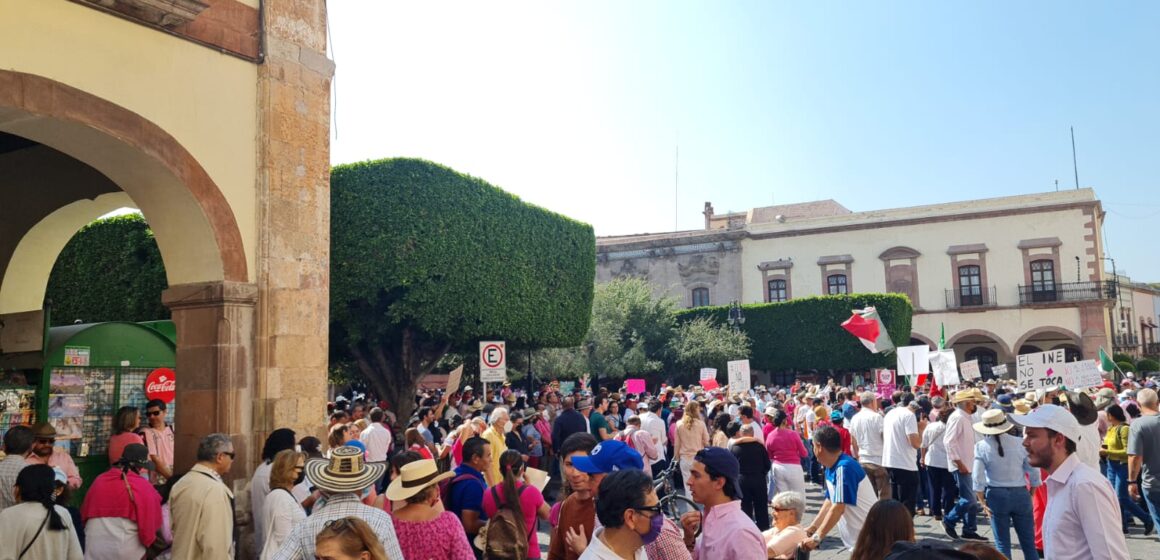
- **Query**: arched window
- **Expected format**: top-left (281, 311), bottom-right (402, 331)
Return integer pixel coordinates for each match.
top-left (964, 347), bottom-right (998, 378)
top-left (768, 279), bottom-right (787, 303)
top-left (691, 287), bottom-right (710, 307)
top-left (827, 274), bottom-right (848, 295)
top-left (1030, 260), bottom-right (1056, 302)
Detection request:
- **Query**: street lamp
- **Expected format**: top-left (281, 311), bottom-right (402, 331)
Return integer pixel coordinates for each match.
top-left (727, 300), bottom-right (746, 329)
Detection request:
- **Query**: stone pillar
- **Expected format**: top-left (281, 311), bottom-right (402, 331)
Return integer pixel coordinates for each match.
top-left (252, 1), bottom-right (332, 446)
top-left (1079, 302), bottom-right (1112, 361)
top-left (162, 281), bottom-right (258, 477)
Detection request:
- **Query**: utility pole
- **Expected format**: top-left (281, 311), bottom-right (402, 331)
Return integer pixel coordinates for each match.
top-left (1071, 126), bottom-right (1080, 190)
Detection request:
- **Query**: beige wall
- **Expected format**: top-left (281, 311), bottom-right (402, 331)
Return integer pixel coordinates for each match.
top-left (596, 249), bottom-right (743, 307)
top-left (0, 0), bottom-right (259, 285)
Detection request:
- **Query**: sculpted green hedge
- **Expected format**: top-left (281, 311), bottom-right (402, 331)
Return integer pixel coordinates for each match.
top-left (675, 293), bottom-right (913, 372)
top-left (45, 214), bottom-right (169, 325)
top-left (330, 158), bottom-right (595, 419)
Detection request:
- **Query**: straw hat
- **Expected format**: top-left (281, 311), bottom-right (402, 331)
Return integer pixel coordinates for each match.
top-left (306, 445), bottom-right (386, 494)
top-left (951, 388), bottom-right (984, 404)
top-left (973, 409), bottom-right (1015, 435)
top-left (385, 459), bottom-right (452, 502)
top-left (1012, 399), bottom-right (1033, 415)
top-left (1093, 388), bottom-right (1116, 411)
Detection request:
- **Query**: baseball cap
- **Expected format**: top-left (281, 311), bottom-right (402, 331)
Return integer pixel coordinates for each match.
top-left (1008, 403), bottom-right (1081, 443)
top-left (829, 410), bottom-right (844, 422)
top-left (571, 440), bottom-right (644, 474)
top-left (693, 447), bottom-right (743, 498)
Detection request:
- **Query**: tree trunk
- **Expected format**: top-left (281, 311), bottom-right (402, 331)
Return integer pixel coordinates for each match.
top-left (349, 327), bottom-right (452, 429)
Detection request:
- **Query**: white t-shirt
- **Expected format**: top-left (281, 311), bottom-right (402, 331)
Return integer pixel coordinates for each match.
top-left (881, 407), bottom-right (919, 471)
top-left (578, 528), bottom-right (648, 560)
top-left (921, 421), bottom-right (949, 470)
top-left (848, 409), bottom-right (885, 465)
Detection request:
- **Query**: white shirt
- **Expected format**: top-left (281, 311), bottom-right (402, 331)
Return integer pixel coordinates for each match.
top-left (848, 408), bottom-right (885, 465)
top-left (250, 461), bottom-right (274, 553)
top-left (360, 422), bottom-right (393, 462)
top-left (577, 528), bottom-right (648, 560)
top-left (260, 488), bottom-right (307, 560)
top-left (641, 412), bottom-right (667, 463)
top-left (1075, 421), bottom-right (1101, 470)
top-left (881, 407), bottom-right (919, 471)
top-left (84, 517), bottom-right (145, 560)
top-left (1043, 454), bottom-right (1130, 560)
top-left (920, 421), bottom-right (949, 470)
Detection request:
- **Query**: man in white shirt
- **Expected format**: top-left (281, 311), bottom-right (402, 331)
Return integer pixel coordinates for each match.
top-left (640, 401), bottom-right (668, 477)
top-left (1012, 404), bottom-right (1129, 560)
top-left (848, 392), bottom-right (890, 499)
top-left (360, 408), bottom-right (393, 491)
top-left (881, 393), bottom-right (925, 516)
top-left (943, 388), bottom-right (986, 541)
top-left (578, 469), bottom-right (656, 560)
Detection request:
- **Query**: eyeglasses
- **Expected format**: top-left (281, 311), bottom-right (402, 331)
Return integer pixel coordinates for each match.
top-left (633, 504), bottom-right (663, 517)
top-left (146, 410), bottom-right (162, 417)
top-left (220, 451), bottom-right (236, 459)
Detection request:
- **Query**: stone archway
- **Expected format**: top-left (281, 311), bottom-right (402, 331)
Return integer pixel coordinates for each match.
top-left (909, 332), bottom-right (937, 349)
top-left (945, 328), bottom-right (1013, 361)
top-left (1014, 327), bottom-right (1084, 360)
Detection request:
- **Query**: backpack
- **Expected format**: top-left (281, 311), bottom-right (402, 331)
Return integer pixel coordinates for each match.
top-left (440, 473), bottom-right (482, 513)
top-left (482, 486), bottom-right (530, 560)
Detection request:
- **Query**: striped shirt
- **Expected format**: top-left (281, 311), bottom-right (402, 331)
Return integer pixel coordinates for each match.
top-left (271, 493), bottom-right (404, 560)
top-left (823, 454), bottom-right (877, 549)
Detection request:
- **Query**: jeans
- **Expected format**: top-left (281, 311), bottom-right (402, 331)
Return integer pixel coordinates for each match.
top-left (740, 474), bottom-right (771, 530)
top-left (887, 467), bottom-right (919, 515)
top-left (767, 467), bottom-right (778, 501)
top-left (945, 469), bottom-right (978, 534)
top-left (861, 462), bottom-right (892, 500)
top-left (984, 486), bottom-right (1038, 560)
top-left (1107, 460), bottom-right (1151, 529)
top-left (1146, 488), bottom-right (1160, 532)
top-left (927, 466), bottom-right (956, 517)
top-left (917, 463), bottom-right (930, 512)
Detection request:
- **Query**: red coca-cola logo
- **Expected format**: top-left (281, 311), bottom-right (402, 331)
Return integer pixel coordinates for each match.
top-left (144, 368), bottom-right (177, 403)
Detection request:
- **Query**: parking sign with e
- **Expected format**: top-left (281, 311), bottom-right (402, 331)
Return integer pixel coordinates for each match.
top-left (479, 341), bottom-right (506, 383)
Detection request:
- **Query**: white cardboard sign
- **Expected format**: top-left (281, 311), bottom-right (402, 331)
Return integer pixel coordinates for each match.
top-left (700, 368), bottom-right (717, 381)
top-left (727, 360), bottom-right (751, 393)
top-left (929, 350), bottom-right (960, 386)
top-left (897, 345), bottom-right (930, 381)
top-left (959, 360), bottom-right (981, 381)
top-left (992, 364), bottom-right (1009, 378)
top-left (1061, 360), bottom-right (1103, 390)
top-left (1015, 349), bottom-right (1067, 393)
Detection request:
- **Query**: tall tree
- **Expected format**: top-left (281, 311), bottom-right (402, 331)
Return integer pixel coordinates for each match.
top-left (330, 158), bottom-right (595, 423)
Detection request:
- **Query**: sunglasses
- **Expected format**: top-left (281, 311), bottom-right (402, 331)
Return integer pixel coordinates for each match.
top-left (220, 451), bottom-right (236, 459)
top-left (146, 410), bottom-right (162, 417)
top-left (34, 438), bottom-right (54, 444)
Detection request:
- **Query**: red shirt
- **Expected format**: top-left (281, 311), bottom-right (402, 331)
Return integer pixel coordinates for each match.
top-left (835, 426), bottom-right (853, 456)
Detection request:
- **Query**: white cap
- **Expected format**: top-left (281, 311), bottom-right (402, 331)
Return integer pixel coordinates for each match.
top-left (1008, 404), bottom-right (1081, 443)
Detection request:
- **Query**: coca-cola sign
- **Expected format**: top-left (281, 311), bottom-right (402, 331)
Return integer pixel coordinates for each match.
top-left (144, 367), bottom-right (177, 403)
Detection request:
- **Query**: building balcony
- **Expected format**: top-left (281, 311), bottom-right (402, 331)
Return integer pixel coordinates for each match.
top-left (1114, 333), bottom-right (1140, 350)
top-left (1017, 281), bottom-right (1117, 306)
top-left (1145, 342), bottom-right (1160, 357)
top-left (945, 287), bottom-right (998, 310)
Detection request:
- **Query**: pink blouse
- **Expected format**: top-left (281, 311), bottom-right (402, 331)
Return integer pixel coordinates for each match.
top-left (764, 428), bottom-right (808, 465)
top-left (108, 432), bottom-right (144, 465)
top-left (392, 511), bottom-right (475, 560)
top-left (482, 482), bottom-right (546, 558)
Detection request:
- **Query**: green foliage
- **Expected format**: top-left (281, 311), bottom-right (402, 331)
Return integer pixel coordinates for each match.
top-left (1116, 361), bottom-right (1137, 373)
top-left (330, 158), bottom-right (595, 420)
top-left (1113, 352), bottom-right (1134, 364)
top-left (45, 214), bottom-right (168, 325)
top-left (529, 277), bottom-right (750, 382)
top-left (1136, 358), bottom-right (1160, 373)
top-left (675, 293), bottom-right (913, 372)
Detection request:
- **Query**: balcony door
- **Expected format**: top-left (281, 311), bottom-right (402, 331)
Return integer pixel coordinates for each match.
top-left (1030, 260), bottom-right (1056, 302)
top-left (958, 265), bottom-right (982, 306)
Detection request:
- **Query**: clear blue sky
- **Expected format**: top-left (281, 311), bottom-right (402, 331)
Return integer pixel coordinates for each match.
top-left (328, 1), bottom-right (1160, 281)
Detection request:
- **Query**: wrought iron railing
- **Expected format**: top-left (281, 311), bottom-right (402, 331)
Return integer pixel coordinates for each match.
top-left (1114, 334), bottom-right (1140, 349)
top-left (944, 286), bottom-right (998, 309)
top-left (1017, 281), bottom-right (1117, 305)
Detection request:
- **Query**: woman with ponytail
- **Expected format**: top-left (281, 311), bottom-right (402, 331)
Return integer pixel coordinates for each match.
top-left (971, 409), bottom-right (1041, 560)
top-left (0, 464), bottom-right (82, 559)
top-left (482, 449), bottom-right (551, 559)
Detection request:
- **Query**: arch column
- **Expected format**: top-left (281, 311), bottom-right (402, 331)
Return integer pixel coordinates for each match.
top-left (163, 281), bottom-right (258, 474)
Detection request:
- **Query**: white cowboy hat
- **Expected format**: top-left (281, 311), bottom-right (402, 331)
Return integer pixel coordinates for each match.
top-left (973, 409), bottom-right (1015, 435)
top-left (385, 459), bottom-right (452, 502)
top-left (306, 446), bottom-right (386, 494)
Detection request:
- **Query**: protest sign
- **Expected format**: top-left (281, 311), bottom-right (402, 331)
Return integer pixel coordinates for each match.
top-left (1015, 349), bottom-right (1067, 392)
top-left (559, 381), bottom-right (575, 394)
top-left (959, 360), bottom-right (981, 381)
top-left (699, 379), bottom-right (720, 391)
top-left (875, 369), bottom-right (896, 399)
top-left (929, 350), bottom-right (960, 386)
top-left (699, 368), bottom-right (717, 381)
top-left (991, 364), bottom-right (1009, 378)
top-left (727, 360), bottom-right (751, 393)
top-left (626, 378), bottom-right (646, 394)
top-left (446, 365), bottom-right (464, 394)
top-left (897, 345), bottom-right (930, 381)
top-left (1061, 360), bottom-right (1103, 390)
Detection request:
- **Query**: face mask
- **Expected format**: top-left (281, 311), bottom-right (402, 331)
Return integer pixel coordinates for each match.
top-left (504, 420), bottom-right (514, 434)
top-left (294, 469), bottom-right (306, 486)
top-left (640, 510), bottom-right (664, 545)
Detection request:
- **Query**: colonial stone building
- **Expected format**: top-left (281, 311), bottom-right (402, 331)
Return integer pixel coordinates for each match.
top-left (0, 0), bottom-right (332, 483)
top-left (597, 189), bottom-right (1118, 376)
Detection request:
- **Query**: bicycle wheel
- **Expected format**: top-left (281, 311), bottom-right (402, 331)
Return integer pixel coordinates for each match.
top-left (658, 493), bottom-right (699, 521)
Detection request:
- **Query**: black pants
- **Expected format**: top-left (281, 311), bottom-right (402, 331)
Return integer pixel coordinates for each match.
top-left (888, 467), bottom-right (919, 515)
top-left (739, 474), bottom-right (771, 531)
top-left (927, 466), bottom-right (957, 517)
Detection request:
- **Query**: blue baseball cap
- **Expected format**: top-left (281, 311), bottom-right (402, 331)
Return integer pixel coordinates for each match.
top-left (694, 446), bottom-right (743, 498)
top-left (571, 440), bottom-right (644, 474)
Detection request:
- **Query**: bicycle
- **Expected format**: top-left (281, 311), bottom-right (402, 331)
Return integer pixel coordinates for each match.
top-left (652, 460), bottom-right (700, 522)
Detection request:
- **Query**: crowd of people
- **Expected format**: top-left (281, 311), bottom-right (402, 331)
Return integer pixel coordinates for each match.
top-left (0, 373), bottom-right (1158, 559)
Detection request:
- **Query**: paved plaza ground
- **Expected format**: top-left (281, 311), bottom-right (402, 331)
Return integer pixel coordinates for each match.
top-left (535, 483), bottom-right (1159, 559)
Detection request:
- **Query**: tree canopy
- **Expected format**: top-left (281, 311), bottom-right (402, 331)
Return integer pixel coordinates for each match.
top-left (44, 214), bottom-right (168, 325)
top-left (330, 158), bottom-right (595, 421)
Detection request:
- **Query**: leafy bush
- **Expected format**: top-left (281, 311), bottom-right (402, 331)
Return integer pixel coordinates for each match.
top-left (330, 158), bottom-right (595, 420)
top-left (1113, 353), bottom-right (1134, 364)
top-left (675, 293), bottom-right (913, 372)
top-left (1117, 361), bottom-right (1137, 374)
top-left (1137, 358), bottom-right (1160, 373)
top-left (45, 214), bottom-right (168, 325)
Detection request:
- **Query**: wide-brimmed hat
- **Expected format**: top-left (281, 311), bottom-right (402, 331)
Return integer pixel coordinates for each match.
top-left (951, 388), bottom-right (984, 404)
top-left (306, 445), bottom-right (386, 494)
top-left (385, 459), bottom-right (452, 502)
top-left (973, 409), bottom-right (1014, 435)
top-left (114, 443), bottom-right (154, 470)
top-left (31, 422), bottom-right (58, 440)
top-left (1059, 390), bottom-right (1097, 426)
top-left (1093, 388), bottom-right (1116, 411)
top-left (1012, 399), bottom-right (1033, 415)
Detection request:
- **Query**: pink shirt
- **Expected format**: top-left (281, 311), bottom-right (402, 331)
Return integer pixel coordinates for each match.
top-left (693, 500), bottom-right (766, 560)
top-left (481, 482), bottom-right (546, 558)
top-left (762, 422), bottom-right (776, 442)
top-left (392, 511), bottom-right (475, 560)
top-left (27, 447), bottom-right (81, 489)
top-left (141, 426), bottom-right (174, 485)
top-left (944, 408), bottom-right (975, 471)
top-left (108, 432), bottom-right (144, 465)
top-left (765, 428), bottom-right (808, 465)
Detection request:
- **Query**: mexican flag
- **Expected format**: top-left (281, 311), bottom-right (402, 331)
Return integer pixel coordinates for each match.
top-left (841, 306), bottom-right (896, 354)
top-left (1099, 347), bottom-right (1117, 374)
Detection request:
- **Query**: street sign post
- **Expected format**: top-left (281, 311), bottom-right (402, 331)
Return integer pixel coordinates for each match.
top-left (479, 341), bottom-right (506, 400)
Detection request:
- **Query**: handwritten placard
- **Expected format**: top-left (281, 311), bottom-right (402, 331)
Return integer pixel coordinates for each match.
top-left (991, 364), bottom-right (1009, 378)
top-left (929, 350), bottom-right (960, 386)
top-left (1016, 349), bottom-right (1067, 392)
top-left (727, 360), bottom-right (751, 393)
top-left (699, 368), bottom-right (717, 381)
top-left (626, 378), bottom-right (646, 394)
top-left (1061, 360), bottom-right (1103, 390)
top-left (959, 360), bottom-right (981, 381)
